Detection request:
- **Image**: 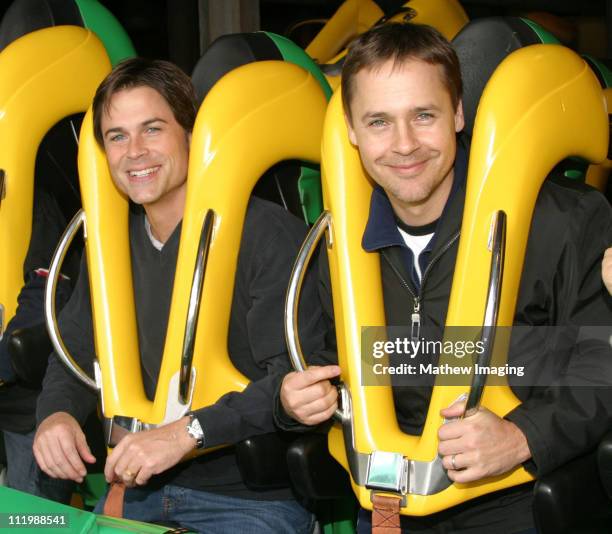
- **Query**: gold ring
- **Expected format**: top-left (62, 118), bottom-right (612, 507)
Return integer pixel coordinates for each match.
top-left (123, 469), bottom-right (134, 479)
top-left (451, 454), bottom-right (457, 470)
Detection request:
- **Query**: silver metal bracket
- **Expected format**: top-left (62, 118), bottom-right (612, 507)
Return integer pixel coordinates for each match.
top-left (104, 415), bottom-right (156, 447)
top-left (366, 450), bottom-right (409, 495)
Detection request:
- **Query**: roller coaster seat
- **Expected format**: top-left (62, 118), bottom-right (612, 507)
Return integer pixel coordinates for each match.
top-left (191, 31), bottom-right (331, 225)
top-left (178, 32), bottom-right (334, 490)
top-left (0, 0), bottom-right (135, 63)
top-left (0, 1), bottom-right (134, 385)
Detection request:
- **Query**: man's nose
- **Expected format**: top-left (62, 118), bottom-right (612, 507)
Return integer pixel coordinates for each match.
top-left (392, 123), bottom-right (419, 155)
top-left (127, 136), bottom-right (148, 159)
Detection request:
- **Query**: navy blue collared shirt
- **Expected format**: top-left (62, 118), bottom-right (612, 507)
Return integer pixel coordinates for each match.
top-left (361, 136), bottom-right (468, 291)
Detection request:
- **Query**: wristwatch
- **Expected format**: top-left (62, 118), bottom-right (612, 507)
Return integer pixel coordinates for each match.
top-left (186, 413), bottom-right (205, 449)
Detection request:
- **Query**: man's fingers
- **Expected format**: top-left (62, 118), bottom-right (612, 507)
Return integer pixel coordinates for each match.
top-left (104, 448), bottom-right (121, 482)
top-left (75, 431), bottom-right (96, 464)
top-left (58, 435), bottom-right (88, 480)
top-left (286, 366), bottom-right (341, 390)
top-left (47, 437), bottom-right (83, 482)
top-left (284, 381), bottom-right (338, 420)
top-left (32, 439), bottom-right (53, 478)
top-left (134, 466), bottom-right (150, 486)
top-left (439, 395), bottom-right (468, 419)
top-left (437, 436), bottom-right (463, 456)
top-left (289, 386), bottom-right (338, 425)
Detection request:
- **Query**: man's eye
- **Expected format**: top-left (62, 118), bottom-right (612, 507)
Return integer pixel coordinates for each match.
top-left (109, 134), bottom-right (126, 142)
top-left (146, 126), bottom-right (160, 134)
top-left (368, 119), bottom-right (387, 128)
top-left (416, 113), bottom-right (434, 121)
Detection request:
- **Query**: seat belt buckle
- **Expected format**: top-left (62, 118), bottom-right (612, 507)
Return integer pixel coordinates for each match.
top-left (366, 451), bottom-right (409, 498)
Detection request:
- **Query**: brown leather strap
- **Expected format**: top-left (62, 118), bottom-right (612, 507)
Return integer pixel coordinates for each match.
top-left (371, 493), bottom-right (401, 534)
top-left (103, 481), bottom-right (126, 518)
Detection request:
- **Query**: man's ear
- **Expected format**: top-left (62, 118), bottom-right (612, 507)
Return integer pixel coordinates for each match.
top-left (187, 131), bottom-right (192, 146)
top-left (345, 113), bottom-right (358, 146)
top-left (454, 100), bottom-right (465, 133)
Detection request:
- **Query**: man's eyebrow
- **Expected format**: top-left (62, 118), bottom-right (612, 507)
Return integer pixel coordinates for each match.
top-left (359, 111), bottom-right (391, 122)
top-left (143, 117), bottom-right (168, 126)
top-left (413, 105), bottom-right (441, 113)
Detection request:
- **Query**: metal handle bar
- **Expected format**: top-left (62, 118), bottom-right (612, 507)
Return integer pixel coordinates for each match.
top-left (44, 209), bottom-right (98, 391)
top-left (464, 210), bottom-right (506, 417)
top-left (285, 210), bottom-right (343, 422)
top-left (179, 209), bottom-right (215, 404)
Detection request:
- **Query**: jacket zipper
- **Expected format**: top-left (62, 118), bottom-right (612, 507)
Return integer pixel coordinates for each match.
top-left (383, 231), bottom-right (460, 341)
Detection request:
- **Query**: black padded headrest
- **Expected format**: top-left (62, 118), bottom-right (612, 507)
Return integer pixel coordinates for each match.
top-left (0, 0), bottom-right (83, 52)
top-left (453, 17), bottom-right (546, 136)
top-left (191, 33), bottom-right (283, 104)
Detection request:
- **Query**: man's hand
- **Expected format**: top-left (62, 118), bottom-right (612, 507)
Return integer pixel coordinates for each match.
top-left (33, 412), bottom-right (96, 483)
top-left (602, 247), bottom-right (612, 295)
top-left (437, 399), bottom-right (531, 483)
top-left (280, 365), bottom-right (341, 426)
top-left (104, 416), bottom-right (196, 487)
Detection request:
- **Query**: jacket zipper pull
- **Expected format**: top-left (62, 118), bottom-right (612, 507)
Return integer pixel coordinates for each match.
top-left (411, 298), bottom-right (421, 342)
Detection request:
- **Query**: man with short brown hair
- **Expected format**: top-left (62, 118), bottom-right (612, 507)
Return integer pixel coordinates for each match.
top-left (279, 22), bottom-right (612, 533)
top-left (34, 57), bottom-right (324, 533)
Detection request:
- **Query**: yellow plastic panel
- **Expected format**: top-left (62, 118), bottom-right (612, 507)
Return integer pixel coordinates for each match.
top-left (79, 61), bottom-right (328, 430)
top-left (585, 87), bottom-right (612, 191)
top-left (321, 0), bottom-right (468, 89)
top-left (0, 26), bottom-right (110, 328)
top-left (306, 0), bottom-right (382, 64)
top-left (323, 44), bottom-right (607, 515)
top-left (388, 0), bottom-right (468, 40)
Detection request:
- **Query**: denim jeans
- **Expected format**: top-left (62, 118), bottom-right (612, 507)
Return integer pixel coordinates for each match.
top-left (3, 430), bottom-right (74, 503)
top-left (94, 483), bottom-right (315, 534)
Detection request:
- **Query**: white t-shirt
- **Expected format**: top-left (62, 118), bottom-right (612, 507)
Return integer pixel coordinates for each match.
top-left (397, 227), bottom-right (434, 281)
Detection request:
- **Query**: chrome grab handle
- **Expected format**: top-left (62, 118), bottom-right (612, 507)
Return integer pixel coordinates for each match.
top-left (285, 211), bottom-right (343, 422)
top-left (179, 209), bottom-right (215, 404)
top-left (44, 209), bottom-right (98, 391)
top-left (464, 210), bottom-right (506, 417)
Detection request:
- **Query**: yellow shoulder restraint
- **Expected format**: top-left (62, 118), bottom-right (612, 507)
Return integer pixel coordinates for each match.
top-left (308, 0), bottom-right (468, 90)
top-left (286, 43), bottom-right (608, 515)
top-left (46, 60), bottom-right (327, 451)
top-left (0, 26), bottom-right (109, 337)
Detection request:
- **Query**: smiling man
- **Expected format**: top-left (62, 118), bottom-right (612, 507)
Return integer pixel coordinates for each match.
top-left (33, 58), bottom-right (325, 533)
top-left (277, 22), bottom-right (612, 533)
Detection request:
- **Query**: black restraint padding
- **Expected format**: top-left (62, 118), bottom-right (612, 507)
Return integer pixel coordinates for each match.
top-left (453, 17), bottom-right (542, 137)
top-left (191, 32), bottom-right (282, 104)
top-left (234, 432), bottom-right (293, 490)
top-left (287, 433), bottom-right (352, 500)
top-left (0, 0), bottom-right (83, 52)
top-left (8, 323), bottom-right (53, 388)
top-left (598, 430), bottom-right (612, 500)
top-left (534, 447), bottom-right (612, 534)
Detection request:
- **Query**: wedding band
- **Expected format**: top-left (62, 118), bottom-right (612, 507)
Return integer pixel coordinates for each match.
top-left (451, 454), bottom-right (457, 470)
top-left (123, 469), bottom-right (134, 479)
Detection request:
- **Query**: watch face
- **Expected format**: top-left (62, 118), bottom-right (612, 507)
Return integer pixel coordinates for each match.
top-left (187, 415), bottom-right (204, 448)
top-left (189, 417), bottom-right (203, 437)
